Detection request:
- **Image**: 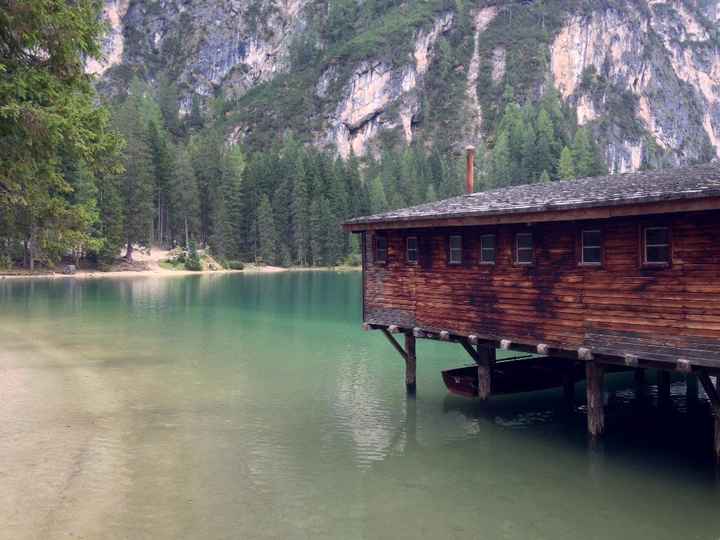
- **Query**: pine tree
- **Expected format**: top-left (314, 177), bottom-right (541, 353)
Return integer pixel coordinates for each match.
top-left (290, 152), bottom-right (310, 266)
top-left (223, 144), bottom-right (245, 259)
top-left (96, 172), bottom-right (125, 263)
top-left (368, 176), bottom-right (388, 213)
top-left (148, 121), bottom-right (175, 246)
top-left (157, 72), bottom-right (181, 136)
top-left (171, 146), bottom-right (200, 248)
top-left (257, 194), bottom-right (278, 265)
top-left (535, 109), bottom-right (557, 181)
top-left (520, 123), bottom-right (538, 181)
top-left (0, 0), bottom-right (122, 269)
top-left (492, 129), bottom-right (513, 187)
top-left (558, 146), bottom-right (576, 180)
top-left (114, 79), bottom-right (156, 261)
top-left (309, 197), bottom-right (326, 265)
top-left (572, 127), bottom-right (607, 178)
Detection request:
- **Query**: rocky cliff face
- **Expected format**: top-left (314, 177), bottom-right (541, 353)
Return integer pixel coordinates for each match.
top-left (98, 0), bottom-right (720, 171)
top-left (551, 0), bottom-right (720, 172)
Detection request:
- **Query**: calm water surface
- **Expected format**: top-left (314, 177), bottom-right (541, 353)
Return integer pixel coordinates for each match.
top-left (1, 272), bottom-right (719, 539)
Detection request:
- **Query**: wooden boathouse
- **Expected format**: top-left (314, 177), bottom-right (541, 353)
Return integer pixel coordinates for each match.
top-left (344, 152), bottom-right (720, 461)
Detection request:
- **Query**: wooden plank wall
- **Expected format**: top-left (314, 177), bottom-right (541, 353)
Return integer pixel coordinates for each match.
top-left (363, 210), bottom-right (720, 364)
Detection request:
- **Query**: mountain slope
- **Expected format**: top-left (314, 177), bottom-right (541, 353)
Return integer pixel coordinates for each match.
top-left (95, 0), bottom-right (720, 172)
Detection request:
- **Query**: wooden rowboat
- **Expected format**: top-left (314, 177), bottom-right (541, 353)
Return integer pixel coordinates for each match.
top-left (442, 356), bottom-right (585, 398)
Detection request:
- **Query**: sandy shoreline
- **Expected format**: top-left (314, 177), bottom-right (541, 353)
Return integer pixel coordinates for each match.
top-left (0, 265), bottom-right (360, 281)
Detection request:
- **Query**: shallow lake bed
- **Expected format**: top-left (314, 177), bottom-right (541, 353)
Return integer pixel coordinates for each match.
top-left (1, 272), bottom-right (719, 539)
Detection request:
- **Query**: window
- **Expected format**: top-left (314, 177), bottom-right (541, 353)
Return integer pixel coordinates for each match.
top-left (581, 229), bottom-right (602, 265)
top-left (406, 236), bottom-right (418, 264)
top-left (449, 235), bottom-right (462, 264)
top-left (644, 226), bottom-right (670, 265)
top-left (515, 233), bottom-right (533, 265)
top-left (375, 235), bottom-right (387, 264)
top-left (480, 234), bottom-right (496, 264)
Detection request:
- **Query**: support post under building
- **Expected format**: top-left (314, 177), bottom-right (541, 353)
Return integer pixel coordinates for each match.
top-left (404, 333), bottom-right (416, 395)
top-left (586, 362), bottom-right (605, 438)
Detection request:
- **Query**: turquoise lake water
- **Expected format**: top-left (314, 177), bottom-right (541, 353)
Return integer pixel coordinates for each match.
top-left (0, 272), bottom-right (719, 539)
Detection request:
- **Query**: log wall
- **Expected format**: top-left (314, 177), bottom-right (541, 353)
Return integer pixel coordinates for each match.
top-left (362, 210), bottom-right (720, 366)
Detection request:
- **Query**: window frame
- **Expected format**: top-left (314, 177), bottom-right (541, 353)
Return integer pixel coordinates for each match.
top-left (479, 234), bottom-right (496, 265)
top-left (448, 235), bottom-right (463, 265)
top-left (406, 236), bottom-right (418, 264)
top-left (375, 234), bottom-right (388, 265)
top-left (515, 232), bottom-right (534, 266)
top-left (642, 225), bottom-right (671, 267)
top-left (579, 228), bottom-right (603, 267)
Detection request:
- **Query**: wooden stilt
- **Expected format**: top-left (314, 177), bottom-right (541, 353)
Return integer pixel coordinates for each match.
top-left (698, 371), bottom-right (720, 464)
top-left (381, 328), bottom-right (417, 395)
top-left (634, 368), bottom-right (646, 401)
top-left (476, 345), bottom-right (495, 400)
top-left (586, 362), bottom-right (605, 438)
top-left (404, 333), bottom-right (416, 395)
top-left (658, 370), bottom-right (671, 406)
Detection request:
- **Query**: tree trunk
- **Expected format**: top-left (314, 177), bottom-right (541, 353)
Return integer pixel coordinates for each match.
top-left (185, 216), bottom-right (189, 248)
top-left (23, 238), bottom-right (29, 269)
top-left (125, 241), bottom-right (134, 262)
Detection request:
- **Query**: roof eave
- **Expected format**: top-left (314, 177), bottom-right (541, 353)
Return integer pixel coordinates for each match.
top-left (343, 195), bottom-right (720, 232)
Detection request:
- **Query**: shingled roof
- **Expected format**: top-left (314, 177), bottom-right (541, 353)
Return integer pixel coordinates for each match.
top-left (345, 162), bottom-right (720, 230)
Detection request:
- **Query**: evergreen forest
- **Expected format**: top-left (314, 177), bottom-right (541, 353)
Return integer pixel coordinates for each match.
top-left (1, 0), bottom-right (608, 271)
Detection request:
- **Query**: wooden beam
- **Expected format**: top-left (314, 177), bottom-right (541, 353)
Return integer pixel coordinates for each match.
top-left (476, 345), bottom-right (495, 400)
top-left (698, 371), bottom-right (720, 412)
top-left (460, 339), bottom-right (479, 363)
top-left (698, 371), bottom-right (720, 464)
top-left (676, 358), bottom-right (692, 374)
top-left (381, 329), bottom-right (408, 362)
top-left (405, 333), bottom-right (416, 395)
top-left (624, 354), bottom-right (639, 367)
top-left (586, 362), bottom-right (605, 437)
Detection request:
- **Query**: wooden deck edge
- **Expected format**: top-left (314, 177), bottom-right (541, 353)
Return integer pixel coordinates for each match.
top-left (362, 322), bottom-right (720, 374)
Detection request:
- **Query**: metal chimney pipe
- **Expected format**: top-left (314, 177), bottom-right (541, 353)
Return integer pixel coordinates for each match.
top-left (466, 145), bottom-right (476, 194)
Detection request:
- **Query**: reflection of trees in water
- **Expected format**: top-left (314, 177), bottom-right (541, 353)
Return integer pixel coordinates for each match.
top-left (333, 360), bottom-right (397, 468)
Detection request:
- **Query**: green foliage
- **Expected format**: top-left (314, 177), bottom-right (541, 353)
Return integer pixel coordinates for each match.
top-left (476, 1), bottom-right (573, 133)
top-left (0, 253), bottom-right (12, 270)
top-left (185, 241), bottom-right (202, 271)
top-left (226, 260), bottom-right (245, 270)
top-left (558, 146), bottom-right (576, 179)
top-left (256, 194), bottom-right (278, 265)
top-left (0, 0), bottom-right (122, 270)
top-left (483, 91), bottom-right (605, 186)
top-left (114, 78), bottom-right (156, 258)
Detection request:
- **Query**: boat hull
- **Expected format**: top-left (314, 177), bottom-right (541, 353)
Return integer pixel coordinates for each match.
top-left (442, 357), bottom-right (585, 398)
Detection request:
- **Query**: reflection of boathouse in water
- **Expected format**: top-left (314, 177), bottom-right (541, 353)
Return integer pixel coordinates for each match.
top-left (345, 150), bottom-right (720, 462)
